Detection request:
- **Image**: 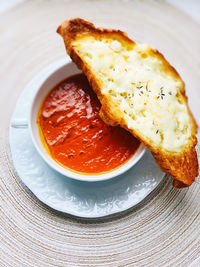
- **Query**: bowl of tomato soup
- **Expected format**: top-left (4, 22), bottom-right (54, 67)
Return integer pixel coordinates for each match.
top-left (30, 60), bottom-right (145, 181)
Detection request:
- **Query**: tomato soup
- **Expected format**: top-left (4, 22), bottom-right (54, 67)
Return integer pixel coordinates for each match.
top-left (38, 74), bottom-right (140, 174)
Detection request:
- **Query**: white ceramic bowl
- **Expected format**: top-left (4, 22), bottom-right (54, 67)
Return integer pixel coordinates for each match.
top-left (29, 58), bottom-right (146, 182)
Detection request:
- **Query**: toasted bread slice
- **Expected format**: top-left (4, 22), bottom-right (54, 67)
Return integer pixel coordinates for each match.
top-left (57, 18), bottom-right (199, 188)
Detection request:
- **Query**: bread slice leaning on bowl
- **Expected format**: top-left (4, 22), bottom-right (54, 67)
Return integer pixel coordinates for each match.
top-left (57, 18), bottom-right (199, 188)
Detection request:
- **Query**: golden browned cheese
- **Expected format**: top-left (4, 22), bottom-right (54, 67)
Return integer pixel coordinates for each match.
top-left (57, 18), bottom-right (199, 188)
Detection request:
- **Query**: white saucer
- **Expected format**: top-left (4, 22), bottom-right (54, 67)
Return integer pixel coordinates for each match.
top-left (9, 59), bottom-right (165, 218)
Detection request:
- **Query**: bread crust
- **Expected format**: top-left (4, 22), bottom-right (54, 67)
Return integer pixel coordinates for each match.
top-left (57, 18), bottom-right (199, 188)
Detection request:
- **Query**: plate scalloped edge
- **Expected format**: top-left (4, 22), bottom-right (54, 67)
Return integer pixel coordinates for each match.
top-left (9, 59), bottom-right (166, 218)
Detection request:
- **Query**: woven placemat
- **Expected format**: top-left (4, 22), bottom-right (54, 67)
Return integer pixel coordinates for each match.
top-left (0, 0), bottom-right (200, 266)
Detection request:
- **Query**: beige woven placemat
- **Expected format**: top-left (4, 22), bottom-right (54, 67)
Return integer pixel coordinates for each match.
top-left (0, 0), bottom-right (200, 266)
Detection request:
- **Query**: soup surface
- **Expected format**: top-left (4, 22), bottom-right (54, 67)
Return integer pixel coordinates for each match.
top-left (38, 73), bottom-right (141, 174)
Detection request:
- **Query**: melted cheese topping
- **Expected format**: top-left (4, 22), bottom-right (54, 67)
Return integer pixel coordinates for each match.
top-left (73, 37), bottom-right (191, 152)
